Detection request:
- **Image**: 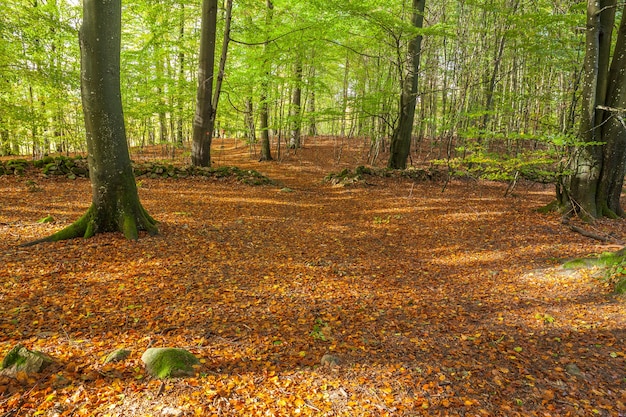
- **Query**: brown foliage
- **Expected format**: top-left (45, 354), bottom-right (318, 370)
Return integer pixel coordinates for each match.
top-left (1, 138), bottom-right (625, 416)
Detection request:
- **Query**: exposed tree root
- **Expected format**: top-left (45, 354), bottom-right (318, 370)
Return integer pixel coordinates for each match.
top-left (21, 203), bottom-right (158, 247)
top-left (561, 217), bottom-right (625, 245)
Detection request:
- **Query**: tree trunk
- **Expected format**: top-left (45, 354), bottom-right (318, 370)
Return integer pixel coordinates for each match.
top-left (23, 0), bottom-right (157, 246)
top-left (244, 97), bottom-right (256, 143)
top-left (258, 0), bottom-right (274, 161)
top-left (176, 2), bottom-right (186, 146)
top-left (388, 0), bottom-right (425, 169)
top-left (564, 0), bottom-right (616, 219)
top-left (289, 60), bottom-right (303, 149)
top-left (192, 0), bottom-right (218, 167)
top-left (597, 3), bottom-right (626, 217)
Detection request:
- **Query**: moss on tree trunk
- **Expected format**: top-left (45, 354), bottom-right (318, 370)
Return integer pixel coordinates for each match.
top-left (22, 0), bottom-right (157, 246)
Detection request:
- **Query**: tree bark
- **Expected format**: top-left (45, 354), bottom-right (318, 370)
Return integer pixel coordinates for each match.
top-left (597, 3), bottom-right (626, 217)
top-left (387, 0), bottom-right (425, 170)
top-left (289, 60), bottom-right (303, 149)
top-left (564, 0), bottom-right (616, 219)
top-left (244, 97), bottom-right (256, 143)
top-left (23, 0), bottom-right (157, 246)
top-left (258, 0), bottom-right (274, 161)
top-left (192, 0), bottom-right (218, 167)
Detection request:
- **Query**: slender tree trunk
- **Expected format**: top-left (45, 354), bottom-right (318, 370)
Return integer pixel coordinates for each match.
top-left (388, 0), bottom-right (425, 169)
top-left (192, 0), bottom-right (218, 167)
top-left (244, 97), bottom-right (256, 143)
top-left (176, 2), bottom-right (185, 146)
top-left (212, 0), bottom-right (232, 122)
top-left (24, 0), bottom-right (157, 246)
top-left (307, 89), bottom-right (317, 137)
top-left (341, 55), bottom-right (349, 137)
top-left (259, 0), bottom-right (274, 161)
top-left (289, 60), bottom-right (303, 149)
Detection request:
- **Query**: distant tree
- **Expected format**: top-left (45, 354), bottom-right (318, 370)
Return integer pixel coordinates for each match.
top-left (258, 0), bottom-right (274, 162)
top-left (560, 0), bottom-right (626, 219)
top-left (387, 0), bottom-right (425, 169)
top-left (23, 0), bottom-right (157, 246)
top-left (288, 60), bottom-right (303, 149)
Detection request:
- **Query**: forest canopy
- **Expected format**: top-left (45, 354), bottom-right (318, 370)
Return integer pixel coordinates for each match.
top-left (1, 0), bottom-right (585, 159)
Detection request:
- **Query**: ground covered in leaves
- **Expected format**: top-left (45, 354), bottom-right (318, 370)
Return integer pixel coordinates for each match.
top-left (1, 138), bottom-right (625, 416)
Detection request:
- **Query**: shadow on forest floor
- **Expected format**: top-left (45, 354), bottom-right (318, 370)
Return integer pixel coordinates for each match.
top-left (0, 138), bottom-right (625, 416)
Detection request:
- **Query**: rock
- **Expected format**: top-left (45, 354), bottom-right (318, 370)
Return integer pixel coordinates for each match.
top-left (161, 407), bottom-right (184, 417)
top-left (0, 344), bottom-right (53, 377)
top-left (565, 363), bottom-right (584, 378)
top-left (103, 348), bottom-right (131, 364)
top-left (320, 354), bottom-right (340, 368)
top-left (280, 187), bottom-right (294, 193)
top-left (141, 348), bottom-right (199, 379)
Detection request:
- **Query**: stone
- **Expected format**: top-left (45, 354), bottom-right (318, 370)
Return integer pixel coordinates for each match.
top-left (0, 344), bottom-right (53, 377)
top-left (141, 348), bottom-right (199, 379)
top-left (565, 363), bottom-right (584, 378)
top-left (320, 354), bottom-right (340, 368)
top-left (103, 348), bottom-right (131, 364)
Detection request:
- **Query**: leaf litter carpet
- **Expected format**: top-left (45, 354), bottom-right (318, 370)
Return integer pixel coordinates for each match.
top-left (1, 138), bottom-right (625, 416)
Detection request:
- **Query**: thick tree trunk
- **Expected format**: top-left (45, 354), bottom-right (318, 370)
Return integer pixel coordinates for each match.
top-left (387, 0), bottom-right (425, 170)
top-left (597, 3), bottom-right (626, 218)
top-left (23, 0), bottom-right (157, 246)
top-left (192, 0), bottom-right (218, 167)
top-left (564, 0), bottom-right (616, 219)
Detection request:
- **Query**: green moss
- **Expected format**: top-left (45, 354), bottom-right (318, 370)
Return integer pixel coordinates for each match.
top-left (614, 278), bottom-right (626, 294)
top-left (1, 344), bottom-right (53, 374)
top-left (141, 348), bottom-right (199, 379)
top-left (1, 344), bottom-right (27, 369)
top-left (103, 348), bottom-right (131, 364)
top-left (537, 200), bottom-right (559, 214)
top-left (563, 251), bottom-right (626, 269)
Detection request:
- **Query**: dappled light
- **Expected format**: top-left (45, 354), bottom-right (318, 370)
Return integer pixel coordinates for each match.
top-left (1, 138), bottom-right (625, 415)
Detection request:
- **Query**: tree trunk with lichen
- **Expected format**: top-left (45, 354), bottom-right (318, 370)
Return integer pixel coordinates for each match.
top-left (561, 0), bottom-right (626, 219)
top-left (22, 0), bottom-right (157, 246)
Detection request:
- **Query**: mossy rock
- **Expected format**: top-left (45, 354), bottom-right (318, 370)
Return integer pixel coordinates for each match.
top-left (141, 348), bottom-right (199, 379)
top-left (0, 344), bottom-right (53, 376)
top-left (43, 163), bottom-right (58, 175)
top-left (563, 251), bottom-right (626, 269)
top-left (103, 348), bottom-right (131, 364)
top-left (6, 159), bottom-right (28, 168)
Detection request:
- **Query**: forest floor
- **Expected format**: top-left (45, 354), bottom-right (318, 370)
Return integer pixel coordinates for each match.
top-left (1, 137), bottom-right (626, 416)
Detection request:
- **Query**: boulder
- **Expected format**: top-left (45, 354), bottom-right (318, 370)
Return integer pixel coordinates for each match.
top-left (141, 348), bottom-right (199, 379)
top-left (0, 344), bottom-right (53, 377)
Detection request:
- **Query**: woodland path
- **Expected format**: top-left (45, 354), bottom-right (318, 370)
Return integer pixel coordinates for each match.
top-left (1, 138), bottom-right (626, 416)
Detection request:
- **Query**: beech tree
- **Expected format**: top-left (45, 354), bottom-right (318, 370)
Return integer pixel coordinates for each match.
top-left (191, 0), bottom-right (218, 167)
top-left (191, 0), bottom-right (232, 167)
top-left (387, 0), bottom-right (425, 169)
top-left (560, 0), bottom-right (626, 219)
top-left (24, 0), bottom-right (157, 246)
